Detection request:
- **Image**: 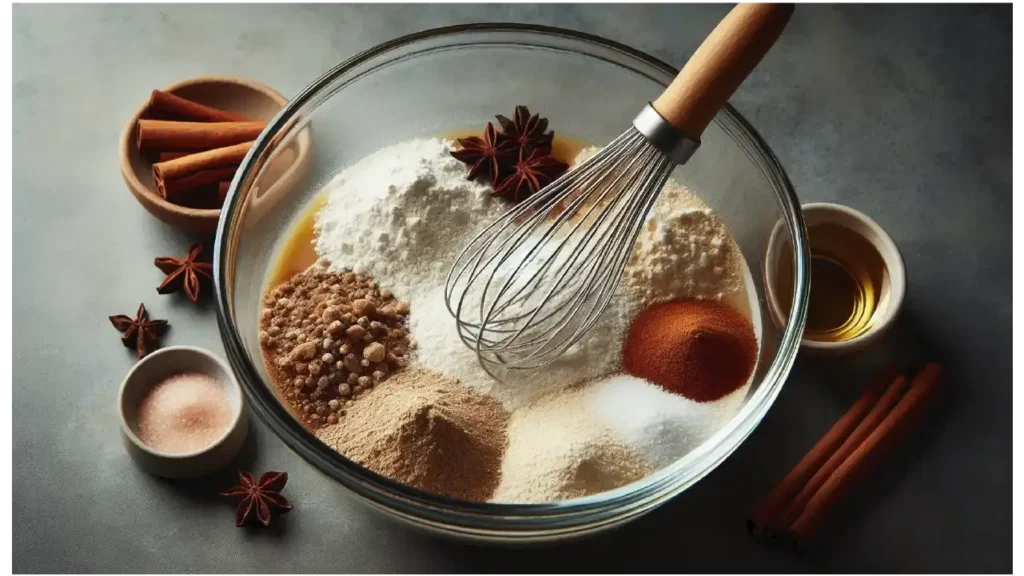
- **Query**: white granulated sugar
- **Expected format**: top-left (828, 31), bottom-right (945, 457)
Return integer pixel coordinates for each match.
top-left (583, 374), bottom-right (749, 469)
top-left (315, 137), bottom-right (506, 298)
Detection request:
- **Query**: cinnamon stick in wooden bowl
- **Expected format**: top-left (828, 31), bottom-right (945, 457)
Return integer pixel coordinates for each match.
top-left (118, 76), bottom-right (309, 235)
top-left (153, 141), bottom-right (254, 200)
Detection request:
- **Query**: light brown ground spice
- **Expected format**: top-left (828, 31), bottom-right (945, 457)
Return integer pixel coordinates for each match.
top-left (316, 367), bottom-right (510, 502)
top-left (259, 264), bottom-right (414, 430)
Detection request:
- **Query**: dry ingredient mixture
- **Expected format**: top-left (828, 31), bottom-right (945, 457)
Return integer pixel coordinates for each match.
top-left (135, 372), bottom-right (233, 454)
top-left (260, 114), bottom-right (759, 503)
top-left (317, 367), bottom-right (509, 501)
top-left (259, 266), bottom-right (413, 430)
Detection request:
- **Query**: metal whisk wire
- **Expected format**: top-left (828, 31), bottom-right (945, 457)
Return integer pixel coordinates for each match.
top-left (443, 3), bottom-right (795, 370)
top-left (444, 127), bottom-right (675, 370)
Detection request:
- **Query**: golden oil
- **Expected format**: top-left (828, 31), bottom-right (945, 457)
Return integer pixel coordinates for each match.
top-left (267, 194), bottom-right (325, 287)
top-left (774, 222), bottom-right (887, 343)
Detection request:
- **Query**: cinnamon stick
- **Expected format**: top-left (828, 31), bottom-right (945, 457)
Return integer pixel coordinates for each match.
top-left (148, 90), bottom-right (252, 122)
top-left (137, 120), bottom-right (265, 151)
top-left (218, 181), bottom-right (230, 201)
top-left (777, 375), bottom-right (909, 527)
top-left (747, 364), bottom-right (898, 536)
top-left (788, 363), bottom-right (942, 544)
top-left (153, 141), bottom-right (251, 199)
top-left (158, 151), bottom-right (192, 162)
top-left (157, 168), bottom-right (238, 200)
top-left (154, 141), bottom-right (251, 181)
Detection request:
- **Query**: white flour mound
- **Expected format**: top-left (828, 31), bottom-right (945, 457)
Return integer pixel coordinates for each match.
top-left (314, 137), bottom-right (505, 297)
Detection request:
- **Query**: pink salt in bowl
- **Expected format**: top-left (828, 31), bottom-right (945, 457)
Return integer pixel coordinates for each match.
top-left (118, 346), bottom-right (249, 479)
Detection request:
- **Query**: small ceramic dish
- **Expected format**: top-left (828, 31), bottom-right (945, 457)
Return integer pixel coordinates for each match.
top-left (765, 202), bottom-right (906, 355)
top-left (118, 345), bottom-right (248, 479)
top-left (118, 75), bottom-right (310, 234)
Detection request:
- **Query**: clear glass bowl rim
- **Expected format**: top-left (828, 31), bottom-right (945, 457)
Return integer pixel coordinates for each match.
top-left (214, 22), bottom-right (810, 541)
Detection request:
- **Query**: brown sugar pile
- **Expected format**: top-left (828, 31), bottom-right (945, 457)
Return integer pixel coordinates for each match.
top-left (259, 264), bottom-right (414, 430)
top-left (623, 298), bottom-right (758, 402)
top-left (316, 367), bottom-right (509, 502)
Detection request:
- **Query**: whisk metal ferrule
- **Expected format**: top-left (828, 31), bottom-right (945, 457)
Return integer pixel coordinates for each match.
top-left (632, 103), bottom-right (701, 165)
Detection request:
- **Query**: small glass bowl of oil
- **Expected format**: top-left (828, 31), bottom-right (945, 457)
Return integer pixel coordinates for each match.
top-left (764, 203), bottom-right (906, 354)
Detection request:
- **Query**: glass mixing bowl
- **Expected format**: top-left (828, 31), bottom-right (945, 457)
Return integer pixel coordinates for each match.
top-left (214, 23), bottom-right (809, 543)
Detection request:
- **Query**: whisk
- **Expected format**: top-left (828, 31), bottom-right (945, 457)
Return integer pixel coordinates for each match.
top-left (445, 3), bottom-right (794, 370)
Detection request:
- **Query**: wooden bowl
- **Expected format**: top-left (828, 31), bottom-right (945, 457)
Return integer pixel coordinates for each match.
top-left (119, 75), bottom-right (303, 235)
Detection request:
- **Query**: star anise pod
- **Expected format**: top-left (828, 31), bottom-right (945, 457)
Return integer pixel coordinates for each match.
top-left (109, 303), bottom-right (169, 358)
top-left (220, 470), bottom-right (293, 527)
top-left (494, 148), bottom-right (569, 203)
top-left (450, 122), bottom-right (518, 186)
top-left (155, 243), bottom-right (213, 303)
top-left (496, 105), bottom-right (555, 156)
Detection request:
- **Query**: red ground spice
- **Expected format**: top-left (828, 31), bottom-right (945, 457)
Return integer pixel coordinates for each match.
top-left (623, 299), bottom-right (758, 402)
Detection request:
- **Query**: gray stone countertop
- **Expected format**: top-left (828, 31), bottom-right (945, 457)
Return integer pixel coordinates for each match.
top-left (13, 4), bottom-right (1010, 573)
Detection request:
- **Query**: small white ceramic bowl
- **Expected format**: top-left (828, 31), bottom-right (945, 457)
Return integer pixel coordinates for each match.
top-left (765, 202), bottom-right (906, 355)
top-left (118, 346), bottom-right (248, 478)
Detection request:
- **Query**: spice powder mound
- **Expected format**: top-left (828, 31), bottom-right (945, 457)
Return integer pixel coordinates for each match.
top-left (623, 298), bottom-right (758, 403)
top-left (316, 367), bottom-right (510, 502)
top-left (493, 384), bottom-right (651, 503)
top-left (259, 264), bottom-right (414, 430)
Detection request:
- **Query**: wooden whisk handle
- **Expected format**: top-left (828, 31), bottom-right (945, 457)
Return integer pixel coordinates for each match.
top-left (652, 3), bottom-right (794, 141)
